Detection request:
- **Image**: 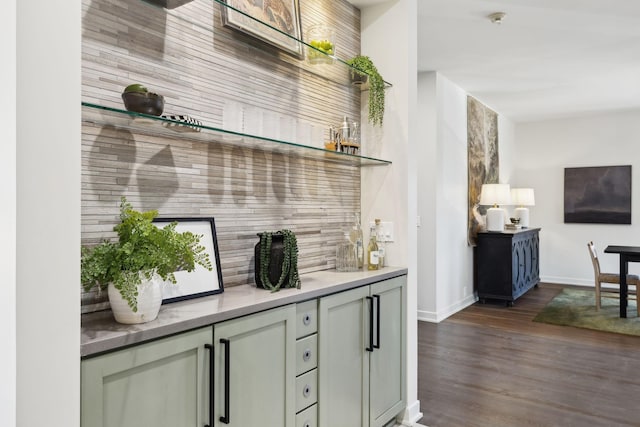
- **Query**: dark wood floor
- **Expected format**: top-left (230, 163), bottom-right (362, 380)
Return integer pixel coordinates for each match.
top-left (417, 283), bottom-right (640, 427)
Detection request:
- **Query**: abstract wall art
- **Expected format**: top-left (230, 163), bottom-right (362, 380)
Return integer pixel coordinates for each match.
top-left (467, 96), bottom-right (499, 245)
top-left (564, 165), bottom-right (631, 224)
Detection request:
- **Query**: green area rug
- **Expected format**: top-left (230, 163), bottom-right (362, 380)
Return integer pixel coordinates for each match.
top-left (533, 288), bottom-right (640, 336)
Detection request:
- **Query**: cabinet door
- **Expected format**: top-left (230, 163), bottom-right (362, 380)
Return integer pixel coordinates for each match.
top-left (318, 286), bottom-right (370, 427)
top-left (369, 276), bottom-right (406, 427)
top-left (213, 305), bottom-right (296, 427)
top-left (81, 327), bottom-right (212, 427)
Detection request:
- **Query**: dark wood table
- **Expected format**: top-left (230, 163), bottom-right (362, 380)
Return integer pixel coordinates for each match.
top-left (603, 245), bottom-right (640, 318)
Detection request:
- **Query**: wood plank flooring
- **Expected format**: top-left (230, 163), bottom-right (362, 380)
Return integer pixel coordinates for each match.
top-left (417, 283), bottom-right (640, 427)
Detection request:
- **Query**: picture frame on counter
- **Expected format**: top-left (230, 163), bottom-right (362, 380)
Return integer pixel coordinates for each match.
top-left (220, 0), bottom-right (304, 58)
top-left (153, 217), bottom-right (224, 303)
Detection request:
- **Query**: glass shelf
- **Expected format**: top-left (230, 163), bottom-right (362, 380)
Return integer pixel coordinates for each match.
top-left (82, 102), bottom-right (391, 167)
top-left (142, 0), bottom-right (392, 89)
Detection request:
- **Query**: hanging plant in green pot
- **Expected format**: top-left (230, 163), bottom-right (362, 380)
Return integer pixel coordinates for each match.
top-left (346, 55), bottom-right (386, 127)
top-left (254, 229), bottom-right (301, 292)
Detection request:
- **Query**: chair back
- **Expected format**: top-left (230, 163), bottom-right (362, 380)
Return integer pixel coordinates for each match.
top-left (588, 241), bottom-right (601, 278)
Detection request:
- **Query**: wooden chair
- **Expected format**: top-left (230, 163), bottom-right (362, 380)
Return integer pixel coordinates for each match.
top-left (588, 241), bottom-right (640, 315)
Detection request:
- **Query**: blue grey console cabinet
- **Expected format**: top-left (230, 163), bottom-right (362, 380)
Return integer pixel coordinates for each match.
top-left (475, 228), bottom-right (540, 306)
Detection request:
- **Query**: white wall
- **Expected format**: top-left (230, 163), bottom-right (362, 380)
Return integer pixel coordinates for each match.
top-left (416, 72), bottom-right (437, 317)
top-left (515, 109), bottom-right (640, 285)
top-left (360, 0), bottom-right (421, 424)
top-left (16, 1), bottom-right (81, 426)
top-left (417, 72), bottom-right (516, 322)
top-left (1, 1), bottom-right (17, 425)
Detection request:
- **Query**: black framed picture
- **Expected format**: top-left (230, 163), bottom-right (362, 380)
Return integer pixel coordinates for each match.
top-left (153, 217), bottom-right (224, 303)
top-left (564, 165), bottom-right (632, 224)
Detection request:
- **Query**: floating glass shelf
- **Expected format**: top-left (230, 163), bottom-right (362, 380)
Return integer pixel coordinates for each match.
top-left (82, 102), bottom-right (391, 167)
top-left (141, 0), bottom-right (392, 89)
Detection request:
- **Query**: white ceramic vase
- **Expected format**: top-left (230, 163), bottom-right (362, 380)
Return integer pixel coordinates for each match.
top-left (107, 271), bottom-right (163, 324)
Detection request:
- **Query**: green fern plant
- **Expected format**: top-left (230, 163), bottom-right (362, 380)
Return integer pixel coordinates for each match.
top-left (81, 197), bottom-right (212, 312)
top-left (347, 55), bottom-right (386, 127)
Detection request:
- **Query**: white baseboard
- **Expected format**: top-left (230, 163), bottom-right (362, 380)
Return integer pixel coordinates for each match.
top-left (417, 294), bottom-right (477, 323)
top-left (540, 275), bottom-right (593, 286)
top-left (396, 399), bottom-right (423, 426)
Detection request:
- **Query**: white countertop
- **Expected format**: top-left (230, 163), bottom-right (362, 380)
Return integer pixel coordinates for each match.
top-left (81, 267), bottom-right (408, 357)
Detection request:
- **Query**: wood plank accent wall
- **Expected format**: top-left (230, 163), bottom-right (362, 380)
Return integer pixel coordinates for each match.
top-left (81, 0), bottom-right (363, 312)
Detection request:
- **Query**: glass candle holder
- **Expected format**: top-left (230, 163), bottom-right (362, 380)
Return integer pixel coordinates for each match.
top-left (336, 237), bottom-right (359, 272)
top-left (306, 24), bottom-right (335, 65)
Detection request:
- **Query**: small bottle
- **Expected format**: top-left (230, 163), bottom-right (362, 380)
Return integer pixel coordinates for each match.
top-left (339, 116), bottom-right (350, 152)
top-left (350, 212), bottom-right (364, 269)
top-left (375, 219), bottom-right (385, 268)
top-left (324, 126), bottom-right (337, 151)
top-left (367, 224), bottom-right (379, 270)
top-left (350, 121), bottom-right (360, 155)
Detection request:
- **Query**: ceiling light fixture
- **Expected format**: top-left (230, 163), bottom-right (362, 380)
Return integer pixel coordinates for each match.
top-left (488, 12), bottom-right (506, 24)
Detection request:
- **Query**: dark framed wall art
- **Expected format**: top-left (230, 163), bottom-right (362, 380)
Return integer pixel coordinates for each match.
top-left (153, 217), bottom-right (224, 303)
top-left (564, 165), bottom-right (632, 224)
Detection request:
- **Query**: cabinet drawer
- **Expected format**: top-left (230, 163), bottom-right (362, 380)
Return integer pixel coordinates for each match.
top-left (296, 403), bottom-right (318, 427)
top-left (296, 369), bottom-right (318, 413)
top-left (296, 299), bottom-right (318, 339)
top-left (296, 334), bottom-right (318, 376)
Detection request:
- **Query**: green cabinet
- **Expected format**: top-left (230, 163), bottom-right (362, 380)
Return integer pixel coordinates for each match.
top-left (369, 277), bottom-right (406, 426)
top-left (81, 276), bottom-right (406, 427)
top-left (318, 276), bottom-right (406, 427)
top-left (213, 305), bottom-right (297, 427)
top-left (81, 327), bottom-right (212, 427)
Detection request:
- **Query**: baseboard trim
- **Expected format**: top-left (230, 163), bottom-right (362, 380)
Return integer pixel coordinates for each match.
top-left (396, 399), bottom-right (423, 426)
top-left (540, 276), bottom-right (592, 287)
top-left (417, 294), bottom-right (477, 323)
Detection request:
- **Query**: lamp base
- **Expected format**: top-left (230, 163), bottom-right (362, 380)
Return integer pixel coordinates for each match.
top-left (486, 207), bottom-right (505, 232)
top-left (515, 207), bottom-right (530, 228)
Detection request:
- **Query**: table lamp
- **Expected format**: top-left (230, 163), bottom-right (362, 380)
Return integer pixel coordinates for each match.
top-left (510, 188), bottom-right (535, 228)
top-left (479, 183), bottom-right (511, 232)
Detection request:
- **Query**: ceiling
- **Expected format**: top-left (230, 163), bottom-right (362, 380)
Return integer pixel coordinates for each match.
top-left (352, 0), bottom-right (640, 122)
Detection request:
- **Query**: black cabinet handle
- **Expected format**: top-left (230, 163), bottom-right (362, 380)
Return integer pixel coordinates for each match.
top-left (219, 338), bottom-right (230, 424)
top-left (366, 296), bottom-right (374, 352)
top-left (373, 294), bottom-right (381, 349)
top-left (204, 344), bottom-right (214, 427)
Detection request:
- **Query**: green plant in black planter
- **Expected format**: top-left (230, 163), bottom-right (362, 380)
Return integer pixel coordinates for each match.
top-left (255, 229), bottom-right (301, 292)
top-left (346, 55), bottom-right (386, 127)
top-left (81, 197), bottom-right (212, 312)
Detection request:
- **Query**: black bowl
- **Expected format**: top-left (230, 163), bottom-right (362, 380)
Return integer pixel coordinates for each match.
top-left (121, 91), bottom-right (164, 116)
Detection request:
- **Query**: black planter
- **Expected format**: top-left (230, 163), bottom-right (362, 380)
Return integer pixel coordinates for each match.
top-left (254, 233), bottom-right (288, 288)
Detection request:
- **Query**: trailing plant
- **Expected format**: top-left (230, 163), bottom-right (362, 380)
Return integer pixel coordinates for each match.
top-left (81, 197), bottom-right (212, 312)
top-left (258, 229), bottom-right (301, 292)
top-left (346, 55), bottom-right (386, 127)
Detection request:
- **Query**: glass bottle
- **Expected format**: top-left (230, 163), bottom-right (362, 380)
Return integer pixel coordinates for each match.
top-left (349, 212), bottom-right (364, 269)
top-left (367, 224), bottom-right (379, 270)
top-left (336, 232), bottom-right (358, 272)
top-left (375, 219), bottom-right (385, 268)
top-left (324, 126), bottom-right (337, 151)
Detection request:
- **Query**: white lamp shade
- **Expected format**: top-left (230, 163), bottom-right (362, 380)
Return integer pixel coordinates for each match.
top-left (510, 188), bottom-right (535, 207)
top-left (479, 184), bottom-right (512, 206)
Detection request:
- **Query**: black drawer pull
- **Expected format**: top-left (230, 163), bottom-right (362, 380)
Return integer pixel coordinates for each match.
top-left (219, 338), bottom-right (230, 424)
top-left (366, 296), bottom-right (374, 352)
top-left (204, 344), bottom-right (214, 427)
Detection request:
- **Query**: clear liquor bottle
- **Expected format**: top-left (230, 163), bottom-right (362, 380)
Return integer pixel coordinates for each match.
top-left (367, 224), bottom-right (379, 270)
top-left (350, 213), bottom-right (364, 269)
top-left (375, 219), bottom-right (385, 268)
